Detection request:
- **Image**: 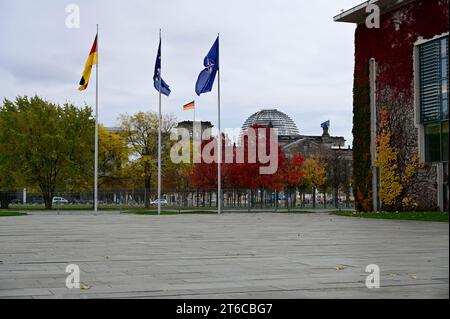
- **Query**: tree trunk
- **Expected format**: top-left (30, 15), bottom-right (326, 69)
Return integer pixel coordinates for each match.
top-left (42, 190), bottom-right (53, 210)
top-left (288, 189), bottom-right (291, 211)
top-left (302, 191), bottom-right (306, 208)
top-left (203, 192), bottom-right (206, 207)
top-left (285, 190), bottom-right (289, 209)
top-left (345, 189), bottom-right (350, 208)
top-left (275, 190), bottom-right (279, 210)
top-left (0, 192), bottom-right (10, 209)
top-left (293, 190), bottom-right (297, 208)
top-left (260, 190), bottom-right (263, 208)
top-left (334, 187), bottom-right (339, 208)
top-left (312, 187), bottom-right (316, 209)
top-left (144, 175), bottom-right (151, 208)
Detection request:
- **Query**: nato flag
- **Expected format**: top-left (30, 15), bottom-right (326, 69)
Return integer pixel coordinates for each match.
top-left (195, 36), bottom-right (219, 96)
top-left (154, 39), bottom-right (171, 96)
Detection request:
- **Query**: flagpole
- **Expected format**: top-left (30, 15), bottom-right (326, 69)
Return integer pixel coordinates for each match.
top-left (94, 24), bottom-right (99, 215)
top-left (217, 33), bottom-right (221, 215)
top-left (157, 29), bottom-right (162, 216)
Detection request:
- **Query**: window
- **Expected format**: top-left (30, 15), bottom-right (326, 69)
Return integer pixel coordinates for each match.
top-left (444, 162), bottom-right (449, 211)
top-left (424, 123), bottom-right (447, 162)
top-left (441, 38), bottom-right (449, 120)
top-left (419, 36), bottom-right (449, 163)
top-left (443, 121), bottom-right (449, 161)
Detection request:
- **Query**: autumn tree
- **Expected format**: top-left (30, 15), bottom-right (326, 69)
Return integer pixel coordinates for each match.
top-left (190, 125), bottom-right (287, 208)
top-left (282, 153), bottom-right (305, 208)
top-left (0, 153), bottom-right (19, 208)
top-left (322, 148), bottom-right (352, 208)
top-left (119, 111), bottom-right (176, 208)
top-left (98, 125), bottom-right (131, 190)
top-left (302, 157), bottom-right (327, 209)
top-left (0, 96), bottom-right (94, 209)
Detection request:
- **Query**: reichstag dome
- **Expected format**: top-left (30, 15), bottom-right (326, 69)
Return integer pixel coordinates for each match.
top-left (240, 108), bottom-right (348, 156)
top-left (241, 109), bottom-right (300, 138)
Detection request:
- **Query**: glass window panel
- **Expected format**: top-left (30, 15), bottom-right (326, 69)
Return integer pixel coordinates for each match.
top-left (442, 38), bottom-right (448, 57)
top-left (443, 99), bottom-right (449, 120)
top-left (425, 124), bottom-right (442, 162)
top-left (442, 80), bottom-right (448, 94)
top-left (442, 122), bottom-right (449, 162)
top-left (443, 60), bottom-right (448, 79)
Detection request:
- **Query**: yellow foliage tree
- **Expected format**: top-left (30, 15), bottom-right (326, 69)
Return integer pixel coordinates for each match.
top-left (302, 157), bottom-right (327, 208)
top-left (98, 125), bottom-right (132, 190)
top-left (375, 121), bottom-right (402, 206)
top-left (375, 111), bottom-right (419, 211)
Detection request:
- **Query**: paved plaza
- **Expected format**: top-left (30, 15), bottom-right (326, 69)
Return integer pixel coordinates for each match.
top-left (0, 212), bottom-right (448, 299)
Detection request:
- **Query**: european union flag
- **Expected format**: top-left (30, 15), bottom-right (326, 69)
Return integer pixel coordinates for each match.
top-left (195, 36), bottom-right (219, 96)
top-left (154, 39), bottom-right (171, 96)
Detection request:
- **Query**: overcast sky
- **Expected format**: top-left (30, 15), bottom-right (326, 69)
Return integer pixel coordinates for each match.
top-left (0, 0), bottom-right (361, 145)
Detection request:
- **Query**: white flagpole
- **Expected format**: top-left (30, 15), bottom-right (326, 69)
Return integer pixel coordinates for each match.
top-left (94, 24), bottom-right (99, 215)
top-left (158, 29), bottom-right (162, 216)
top-left (217, 34), bottom-right (222, 215)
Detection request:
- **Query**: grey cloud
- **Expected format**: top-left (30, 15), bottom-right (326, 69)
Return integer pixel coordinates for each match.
top-left (0, 0), bottom-right (362, 145)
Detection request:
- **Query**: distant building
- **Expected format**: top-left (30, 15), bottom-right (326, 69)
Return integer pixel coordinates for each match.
top-left (105, 127), bottom-right (122, 134)
top-left (240, 109), bottom-right (349, 158)
top-left (282, 125), bottom-right (349, 159)
top-left (241, 109), bottom-right (300, 146)
top-left (335, 0), bottom-right (448, 211)
top-left (241, 108), bottom-right (353, 206)
top-left (175, 121), bottom-right (213, 140)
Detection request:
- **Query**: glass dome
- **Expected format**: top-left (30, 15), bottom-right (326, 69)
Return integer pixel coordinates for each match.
top-left (241, 109), bottom-right (300, 137)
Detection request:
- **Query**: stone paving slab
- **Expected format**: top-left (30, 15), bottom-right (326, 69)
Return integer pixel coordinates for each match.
top-left (0, 212), bottom-right (448, 299)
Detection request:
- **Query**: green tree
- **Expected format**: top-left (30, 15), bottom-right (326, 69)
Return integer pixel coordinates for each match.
top-left (0, 96), bottom-right (94, 209)
top-left (0, 172), bottom-right (17, 209)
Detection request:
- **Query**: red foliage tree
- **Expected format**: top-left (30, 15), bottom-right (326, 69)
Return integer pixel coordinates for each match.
top-left (282, 153), bottom-right (305, 188)
top-left (190, 125), bottom-right (288, 191)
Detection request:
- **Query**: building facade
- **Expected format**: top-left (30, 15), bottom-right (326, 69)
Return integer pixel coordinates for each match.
top-left (335, 0), bottom-right (448, 211)
top-left (241, 108), bottom-right (353, 206)
top-left (175, 121), bottom-right (214, 140)
top-left (241, 109), bottom-right (347, 151)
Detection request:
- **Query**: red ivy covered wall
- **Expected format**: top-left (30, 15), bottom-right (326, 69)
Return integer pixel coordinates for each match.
top-left (352, 0), bottom-right (449, 211)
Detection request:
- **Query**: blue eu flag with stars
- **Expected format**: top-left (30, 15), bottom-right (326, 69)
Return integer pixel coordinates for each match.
top-left (195, 36), bottom-right (219, 96)
top-left (154, 39), bottom-right (171, 96)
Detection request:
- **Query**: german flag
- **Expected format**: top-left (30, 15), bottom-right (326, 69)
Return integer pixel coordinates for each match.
top-left (78, 35), bottom-right (98, 91)
top-left (183, 101), bottom-right (195, 111)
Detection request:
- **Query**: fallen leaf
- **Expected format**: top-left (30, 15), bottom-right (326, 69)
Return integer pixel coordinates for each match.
top-left (389, 273), bottom-right (397, 277)
top-left (336, 265), bottom-right (346, 271)
top-left (80, 282), bottom-right (91, 290)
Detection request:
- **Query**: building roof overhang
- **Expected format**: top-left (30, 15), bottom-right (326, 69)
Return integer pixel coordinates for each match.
top-left (333, 0), bottom-right (415, 24)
